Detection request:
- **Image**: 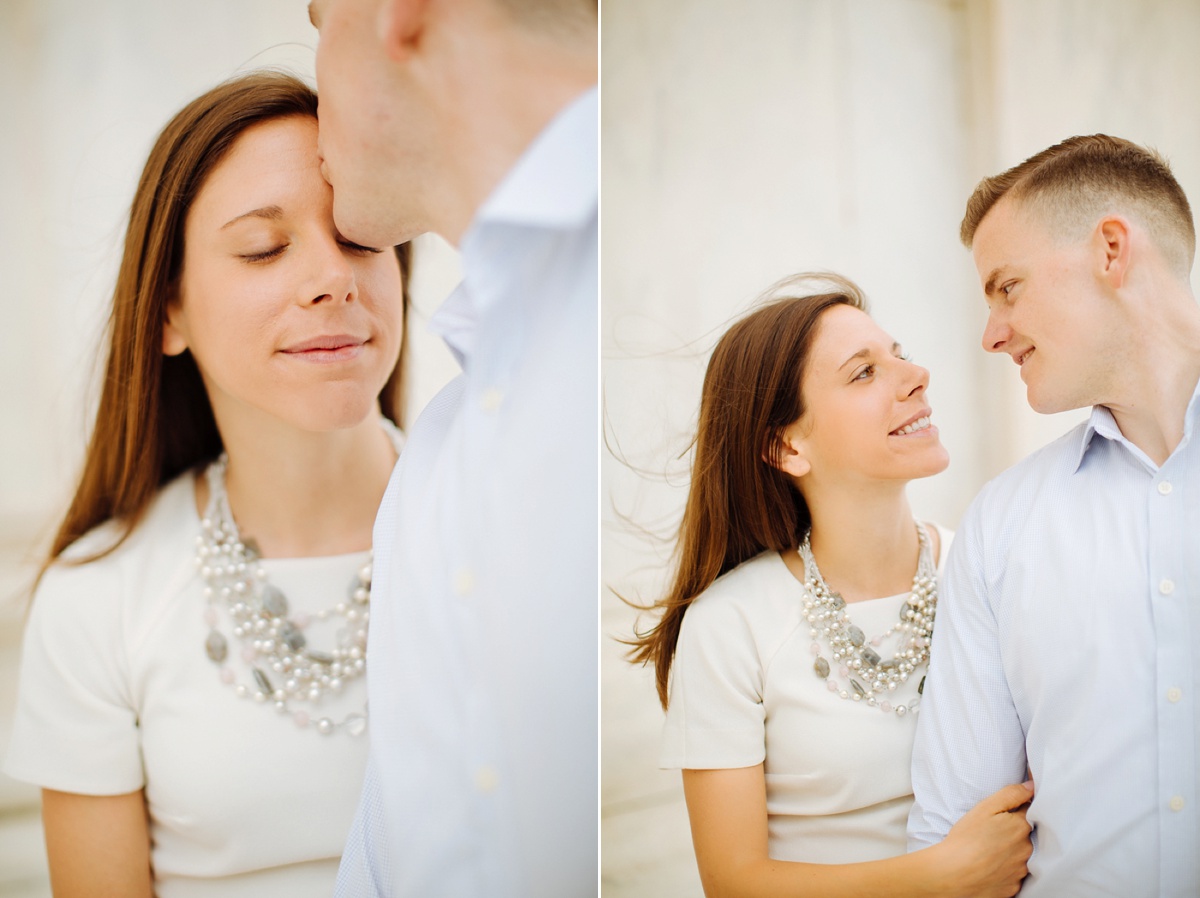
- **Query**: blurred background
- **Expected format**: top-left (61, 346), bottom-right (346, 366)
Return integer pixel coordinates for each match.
top-left (601, 1), bottom-right (1200, 895)
top-left (0, 3), bottom-right (460, 895)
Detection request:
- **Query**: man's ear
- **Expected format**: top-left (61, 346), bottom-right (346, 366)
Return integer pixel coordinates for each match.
top-left (1096, 215), bottom-right (1132, 290)
top-left (162, 286), bottom-right (188, 357)
top-left (763, 422), bottom-right (811, 479)
top-left (378, 0), bottom-right (430, 61)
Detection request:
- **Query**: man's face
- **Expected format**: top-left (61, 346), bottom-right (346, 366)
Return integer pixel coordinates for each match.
top-left (972, 196), bottom-right (1119, 414)
top-left (309, 0), bottom-right (428, 246)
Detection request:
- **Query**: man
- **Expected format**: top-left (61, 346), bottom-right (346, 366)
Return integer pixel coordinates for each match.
top-left (908, 135), bottom-right (1200, 897)
top-left (306, 1), bottom-right (597, 895)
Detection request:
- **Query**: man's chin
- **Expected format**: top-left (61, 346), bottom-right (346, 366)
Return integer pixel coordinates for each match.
top-left (1026, 384), bottom-right (1089, 416)
top-left (333, 198), bottom-right (421, 249)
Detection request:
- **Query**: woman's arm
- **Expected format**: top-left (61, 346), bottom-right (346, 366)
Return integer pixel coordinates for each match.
top-left (42, 788), bottom-right (154, 898)
top-left (683, 765), bottom-right (1031, 898)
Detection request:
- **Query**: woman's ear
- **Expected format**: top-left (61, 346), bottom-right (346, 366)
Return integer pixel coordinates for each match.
top-left (763, 422), bottom-right (811, 479)
top-left (162, 287), bottom-right (188, 357)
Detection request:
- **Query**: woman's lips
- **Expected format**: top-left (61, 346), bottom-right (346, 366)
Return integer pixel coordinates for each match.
top-left (280, 335), bottom-right (366, 362)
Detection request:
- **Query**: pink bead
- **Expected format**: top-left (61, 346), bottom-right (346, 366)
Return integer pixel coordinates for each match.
top-left (293, 613), bottom-right (311, 629)
top-left (242, 646), bottom-right (257, 663)
top-left (871, 636), bottom-right (883, 647)
top-left (203, 608), bottom-right (218, 627)
top-left (810, 643), bottom-right (821, 655)
top-left (839, 666), bottom-right (850, 679)
top-left (880, 701), bottom-right (892, 713)
top-left (826, 681), bottom-right (838, 692)
top-left (293, 711), bottom-right (310, 728)
top-left (219, 668), bottom-right (235, 685)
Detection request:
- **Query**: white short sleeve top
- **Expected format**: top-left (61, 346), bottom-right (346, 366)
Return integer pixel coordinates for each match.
top-left (661, 526), bottom-right (951, 864)
top-left (4, 472), bottom-right (371, 898)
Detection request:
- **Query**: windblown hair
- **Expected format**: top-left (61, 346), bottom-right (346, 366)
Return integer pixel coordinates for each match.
top-left (961, 134), bottom-right (1195, 275)
top-left (42, 70), bottom-right (412, 578)
top-left (628, 274), bottom-right (868, 709)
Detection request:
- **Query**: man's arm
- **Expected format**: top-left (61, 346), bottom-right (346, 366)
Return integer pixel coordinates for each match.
top-left (908, 503), bottom-right (1029, 848)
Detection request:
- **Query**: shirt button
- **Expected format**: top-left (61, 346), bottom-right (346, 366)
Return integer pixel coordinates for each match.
top-left (474, 766), bottom-right (499, 794)
top-left (1157, 480), bottom-right (1173, 495)
top-left (1159, 579), bottom-right (1176, 596)
top-left (1168, 687), bottom-right (1183, 703)
top-left (1169, 795), bottom-right (1185, 812)
top-left (480, 387), bottom-right (504, 412)
top-left (453, 568), bottom-right (475, 597)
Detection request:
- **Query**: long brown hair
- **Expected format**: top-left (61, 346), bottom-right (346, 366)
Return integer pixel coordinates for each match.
top-left (628, 273), bottom-right (867, 708)
top-left (43, 70), bottom-right (411, 575)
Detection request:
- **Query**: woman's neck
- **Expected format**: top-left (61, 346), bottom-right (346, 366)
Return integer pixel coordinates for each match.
top-left (196, 413), bottom-right (398, 558)
top-left (803, 482), bottom-right (920, 603)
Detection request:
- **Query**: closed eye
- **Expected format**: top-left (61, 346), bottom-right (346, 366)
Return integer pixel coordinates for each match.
top-left (341, 241), bottom-right (383, 255)
top-left (240, 245), bottom-right (287, 263)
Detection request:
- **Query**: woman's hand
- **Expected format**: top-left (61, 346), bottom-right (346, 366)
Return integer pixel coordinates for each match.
top-left (932, 781), bottom-right (1034, 898)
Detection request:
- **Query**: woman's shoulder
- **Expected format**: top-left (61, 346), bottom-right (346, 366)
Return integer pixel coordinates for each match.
top-left (41, 470), bottom-right (199, 612)
top-left (681, 550), bottom-right (801, 646)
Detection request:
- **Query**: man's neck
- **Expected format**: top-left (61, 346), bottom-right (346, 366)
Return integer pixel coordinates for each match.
top-left (427, 27), bottom-right (595, 245)
top-left (1103, 286), bottom-right (1200, 465)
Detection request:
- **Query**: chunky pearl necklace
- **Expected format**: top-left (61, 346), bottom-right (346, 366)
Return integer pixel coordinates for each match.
top-left (198, 455), bottom-right (375, 737)
top-left (799, 522), bottom-right (936, 717)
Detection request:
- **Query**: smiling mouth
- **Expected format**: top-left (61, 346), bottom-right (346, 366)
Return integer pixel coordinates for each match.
top-left (890, 415), bottom-right (933, 437)
top-left (1015, 347), bottom-right (1034, 366)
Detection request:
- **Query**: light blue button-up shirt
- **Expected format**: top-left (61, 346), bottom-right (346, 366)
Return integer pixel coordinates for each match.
top-left (335, 87), bottom-right (598, 898)
top-left (909, 384), bottom-right (1200, 897)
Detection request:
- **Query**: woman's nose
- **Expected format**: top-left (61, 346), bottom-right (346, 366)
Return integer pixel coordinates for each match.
top-left (307, 237), bottom-right (356, 305)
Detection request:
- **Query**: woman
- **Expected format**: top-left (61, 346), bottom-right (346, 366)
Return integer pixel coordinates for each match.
top-left (630, 274), bottom-right (1033, 897)
top-left (3, 72), bottom-right (409, 896)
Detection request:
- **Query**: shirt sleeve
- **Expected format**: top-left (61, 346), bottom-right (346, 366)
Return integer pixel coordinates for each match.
top-left (334, 753), bottom-right (391, 897)
top-left (3, 557), bottom-right (144, 795)
top-left (659, 581), bottom-right (767, 770)
top-left (907, 500), bottom-right (1028, 848)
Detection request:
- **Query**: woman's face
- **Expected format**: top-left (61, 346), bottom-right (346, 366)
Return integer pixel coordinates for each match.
top-left (164, 114), bottom-right (404, 436)
top-left (786, 303), bottom-right (949, 488)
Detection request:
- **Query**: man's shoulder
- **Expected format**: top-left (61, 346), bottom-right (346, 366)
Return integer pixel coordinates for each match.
top-left (960, 419), bottom-right (1090, 532)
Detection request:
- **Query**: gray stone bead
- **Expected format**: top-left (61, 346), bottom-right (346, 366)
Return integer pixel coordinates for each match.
top-left (205, 630), bottom-right (227, 663)
top-left (279, 622), bottom-right (307, 652)
top-left (862, 647), bottom-right (881, 668)
top-left (850, 679), bottom-right (866, 697)
top-left (814, 657), bottom-right (830, 678)
top-left (307, 650), bottom-right (335, 665)
top-left (262, 585), bottom-right (288, 618)
top-left (847, 625), bottom-right (865, 647)
top-left (253, 667), bottom-right (273, 695)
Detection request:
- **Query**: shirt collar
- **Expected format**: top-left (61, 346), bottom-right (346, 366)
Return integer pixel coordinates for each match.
top-left (468, 85), bottom-right (598, 235)
top-left (430, 86), bottom-right (598, 366)
top-left (1073, 375), bottom-right (1200, 471)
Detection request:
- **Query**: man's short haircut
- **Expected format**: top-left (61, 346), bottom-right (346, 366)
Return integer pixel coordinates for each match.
top-left (961, 134), bottom-right (1196, 276)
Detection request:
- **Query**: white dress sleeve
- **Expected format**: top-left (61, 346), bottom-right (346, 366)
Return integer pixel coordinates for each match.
top-left (4, 553), bottom-right (144, 795)
top-left (660, 573), bottom-right (767, 770)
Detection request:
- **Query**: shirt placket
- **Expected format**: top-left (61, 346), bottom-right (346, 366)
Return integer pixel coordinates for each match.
top-left (1148, 449), bottom-right (1198, 895)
